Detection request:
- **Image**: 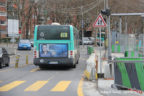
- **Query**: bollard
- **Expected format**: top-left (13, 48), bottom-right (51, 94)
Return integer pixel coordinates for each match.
top-left (95, 56), bottom-right (98, 88)
top-left (95, 56), bottom-right (98, 80)
top-left (15, 55), bottom-right (20, 68)
top-left (26, 55), bottom-right (28, 64)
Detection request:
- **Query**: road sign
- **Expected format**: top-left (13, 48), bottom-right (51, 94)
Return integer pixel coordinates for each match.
top-left (19, 29), bottom-right (21, 34)
top-left (93, 14), bottom-right (107, 27)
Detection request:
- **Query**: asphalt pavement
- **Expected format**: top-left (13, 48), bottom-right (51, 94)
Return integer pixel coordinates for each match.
top-left (0, 44), bottom-right (143, 96)
top-left (0, 45), bottom-right (87, 96)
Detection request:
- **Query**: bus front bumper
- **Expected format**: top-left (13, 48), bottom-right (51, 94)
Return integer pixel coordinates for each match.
top-left (34, 58), bottom-right (74, 66)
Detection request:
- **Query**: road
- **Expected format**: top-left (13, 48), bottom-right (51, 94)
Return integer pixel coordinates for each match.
top-left (0, 46), bottom-right (87, 96)
top-left (0, 45), bottom-right (143, 96)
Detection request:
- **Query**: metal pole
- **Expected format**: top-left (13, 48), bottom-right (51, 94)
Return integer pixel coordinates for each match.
top-left (119, 16), bottom-right (122, 34)
top-left (12, 12), bottom-right (14, 46)
top-left (119, 16), bottom-right (122, 52)
top-left (81, 6), bottom-right (84, 46)
top-left (106, 0), bottom-right (108, 8)
top-left (108, 16), bottom-right (111, 60)
top-left (99, 27), bottom-right (102, 73)
top-left (125, 17), bottom-right (128, 51)
top-left (105, 0), bottom-right (111, 60)
top-left (142, 16), bottom-right (144, 55)
top-left (104, 0), bottom-right (106, 10)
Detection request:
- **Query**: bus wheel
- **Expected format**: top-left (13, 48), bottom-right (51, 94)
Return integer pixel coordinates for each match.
top-left (72, 64), bottom-right (76, 68)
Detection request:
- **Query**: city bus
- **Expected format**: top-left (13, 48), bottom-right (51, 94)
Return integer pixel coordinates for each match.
top-left (33, 24), bottom-right (80, 68)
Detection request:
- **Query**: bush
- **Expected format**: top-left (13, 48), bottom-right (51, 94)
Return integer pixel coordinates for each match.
top-left (0, 37), bottom-right (19, 43)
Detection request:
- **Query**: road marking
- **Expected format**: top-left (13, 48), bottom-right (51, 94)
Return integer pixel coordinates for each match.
top-left (30, 68), bottom-right (40, 72)
top-left (51, 81), bottom-right (71, 92)
top-left (0, 81), bottom-right (25, 91)
top-left (20, 63), bottom-right (33, 68)
top-left (24, 81), bottom-right (48, 91)
top-left (77, 78), bottom-right (84, 96)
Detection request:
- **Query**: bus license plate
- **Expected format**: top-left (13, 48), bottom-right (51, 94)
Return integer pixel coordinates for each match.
top-left (49, 61), bottom-right (58, 64)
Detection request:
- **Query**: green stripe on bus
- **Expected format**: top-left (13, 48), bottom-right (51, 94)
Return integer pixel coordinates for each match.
top-left (117, 62), bottom-right (131, 88)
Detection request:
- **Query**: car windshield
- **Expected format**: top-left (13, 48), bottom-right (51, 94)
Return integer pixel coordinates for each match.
top-left (20, 40), bottom-right (30, 43)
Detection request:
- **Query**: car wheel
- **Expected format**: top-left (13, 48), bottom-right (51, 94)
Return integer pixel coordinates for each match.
top-left (5, 58), bottom-right (10, 67)
top-left (0, 63), bottom-right (2, 68)
top-left (0, 59), bottom-right (4, 68)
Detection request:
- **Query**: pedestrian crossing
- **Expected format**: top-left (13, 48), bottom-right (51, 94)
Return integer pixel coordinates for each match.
top-left (0, 80), bottom-right (72, 92)
top-left (0, 81), bottom-right (26, 91)
top-left (24, 81), bottom-right (48, 91)
top-left (51, 81), bottom-right (71, 92)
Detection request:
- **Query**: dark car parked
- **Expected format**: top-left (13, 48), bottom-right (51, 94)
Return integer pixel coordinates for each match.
top-left (0, 48), bottom-right (10, 68)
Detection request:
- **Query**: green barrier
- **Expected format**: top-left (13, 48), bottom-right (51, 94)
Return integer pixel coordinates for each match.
top-left (131, 51), bottom-right (134, 57)
top-left (136, 45), bottom-right (139, 51)
top-left (112, 44), bottom-right (121, 53)
top-left (112, 45), bottom-right (115, 53)
top-left (114, 58), bottom-right (144, 91)
top-left (124, 51), bottom-right (128, 57)
top-left (139, 54), bottom-right (143, 57)
top-left (117, 45), bottom-right (121, 53)
top-left (87, 46), bottom-right (94, 55)
top-left (124, 51), bottom-right (138, 58)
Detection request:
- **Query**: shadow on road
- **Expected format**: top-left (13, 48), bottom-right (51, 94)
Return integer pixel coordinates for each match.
top-left (38, 65), bottom-right (73, 71)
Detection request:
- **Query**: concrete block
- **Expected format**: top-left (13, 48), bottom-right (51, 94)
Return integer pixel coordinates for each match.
top-left (104, 63), bottom-right (114, 79)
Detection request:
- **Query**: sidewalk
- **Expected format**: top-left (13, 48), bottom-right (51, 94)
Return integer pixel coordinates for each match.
top-left (0, 43), bottom-right (33, 68)
top-left (83, 46), bottom-right (144, 96)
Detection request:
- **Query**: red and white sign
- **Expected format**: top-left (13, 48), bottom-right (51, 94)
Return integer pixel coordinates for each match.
top-left (19, 29), bottom-right (21, 34)
top-left (93, 14), bottom-right (107, 27)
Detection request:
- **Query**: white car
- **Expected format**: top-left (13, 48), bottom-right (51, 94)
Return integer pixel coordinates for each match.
top-left (82, 37), bottom-right (93, 45)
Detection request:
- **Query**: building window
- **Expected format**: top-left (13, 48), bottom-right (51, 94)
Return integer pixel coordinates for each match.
top-left (0, 12), bottom-right (6, 16)
top-left (0, 20), bottom-right (6, 25)
top-left (0, 2), bottom-right (6, 6)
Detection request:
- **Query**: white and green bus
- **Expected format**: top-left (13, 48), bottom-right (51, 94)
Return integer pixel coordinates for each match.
top-left (33, 24), bottom-right (80, 68)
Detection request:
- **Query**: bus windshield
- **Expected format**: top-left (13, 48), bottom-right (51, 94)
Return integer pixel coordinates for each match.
top-left (37, 25), bottom-right (70, 40)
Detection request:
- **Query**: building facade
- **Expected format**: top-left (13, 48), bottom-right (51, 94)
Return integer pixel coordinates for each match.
top-left (0, 0), bottom-right (7, 38)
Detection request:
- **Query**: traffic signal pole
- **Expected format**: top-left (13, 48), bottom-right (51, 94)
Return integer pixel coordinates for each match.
top-left (104, 0), bottom-right (111, 60)
top-left (81, 6), bottom-right (84, 46)
top-left (108, 15), bottom-right (111, 60)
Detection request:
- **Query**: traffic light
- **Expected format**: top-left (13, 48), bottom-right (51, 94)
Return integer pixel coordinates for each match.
top-left (101, 9), bottom-right (111, 16)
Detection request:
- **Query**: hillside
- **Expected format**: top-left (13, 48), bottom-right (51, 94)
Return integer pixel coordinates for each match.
top-left (109, 0), bottom-right (144, 33)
